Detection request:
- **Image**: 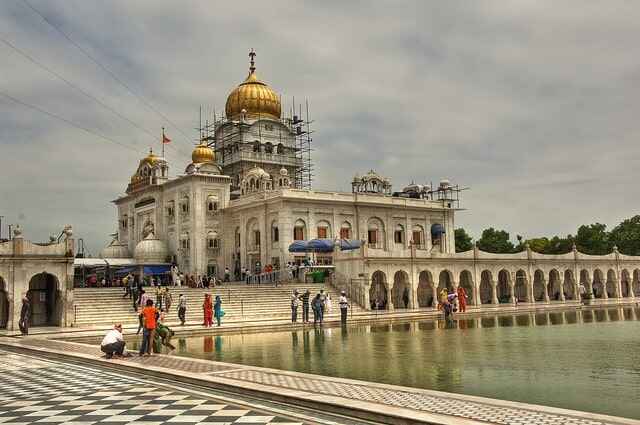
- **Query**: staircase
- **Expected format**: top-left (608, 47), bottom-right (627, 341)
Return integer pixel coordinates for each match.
top-left (73, 283), bottom-right (363, 327)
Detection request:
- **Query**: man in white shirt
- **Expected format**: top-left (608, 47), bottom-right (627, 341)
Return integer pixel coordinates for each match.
top-left (101, 323), bottom-right (126, 359)
top-left (339, 291), bottom-right (349, 325)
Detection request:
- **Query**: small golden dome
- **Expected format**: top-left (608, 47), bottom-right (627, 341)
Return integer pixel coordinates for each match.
top-left (140, 149), bottom-right (161, 167)
top-left (225, 50), bottom-right (281, 120)
top-left (192, 142), bottom-right (215, 164)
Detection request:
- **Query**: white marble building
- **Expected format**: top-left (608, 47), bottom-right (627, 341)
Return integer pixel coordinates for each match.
top-left (108, 53), bottom-right (640, 312)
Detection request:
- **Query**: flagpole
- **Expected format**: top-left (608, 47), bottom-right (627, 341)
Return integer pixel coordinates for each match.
top-left (162, 127), bottom-right (165, 158)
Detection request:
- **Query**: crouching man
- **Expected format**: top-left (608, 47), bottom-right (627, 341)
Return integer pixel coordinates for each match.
top-left (101, 323), bottom-right (127, 359)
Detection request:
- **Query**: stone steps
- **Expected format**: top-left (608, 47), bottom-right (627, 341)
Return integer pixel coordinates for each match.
top-left (72, 284), bottom-right (360, 327)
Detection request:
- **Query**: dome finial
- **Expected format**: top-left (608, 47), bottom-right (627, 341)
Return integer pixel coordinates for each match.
top-left (249, 48), bottom-right (256, 74)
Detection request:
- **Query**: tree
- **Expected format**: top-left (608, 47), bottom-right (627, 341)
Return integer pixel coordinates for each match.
top-left (574, 223), bottom-right (611, 255)
top-left (454, 228), bottom-right (473, 252)
top-left (476, 227), bottom-right (515, 253)
top-left (609, 215), bottom-right (640, 255)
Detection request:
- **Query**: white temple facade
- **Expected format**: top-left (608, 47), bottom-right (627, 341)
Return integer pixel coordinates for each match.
top-left (108, 52), bottom-right (640, 312)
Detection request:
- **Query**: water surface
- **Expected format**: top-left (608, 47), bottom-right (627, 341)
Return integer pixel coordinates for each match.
top-left (128, 307), bottom-right (640, 419)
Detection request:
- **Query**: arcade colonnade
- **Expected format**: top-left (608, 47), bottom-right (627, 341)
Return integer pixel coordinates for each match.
top-left (360, 246), bottom-right (640, 311)
top-left (0, 228), bottom-right (75, 331)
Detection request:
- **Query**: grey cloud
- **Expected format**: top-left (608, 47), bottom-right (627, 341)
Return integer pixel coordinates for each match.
top-left (1, 0), bottom-right (640, 253)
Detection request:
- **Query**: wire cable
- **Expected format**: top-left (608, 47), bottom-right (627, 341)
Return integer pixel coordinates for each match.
top-left (21, 0), bottom-right (194, 146)
top-left (1, 90), bottom-right (141, 152)
top-left (0, 36), bottom-right (189, 157)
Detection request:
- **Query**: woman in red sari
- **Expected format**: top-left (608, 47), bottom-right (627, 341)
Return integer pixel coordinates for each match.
top-left (203, 294), bottom-right (213, 327)
top-left (457, 286), bottom-right (468, 313)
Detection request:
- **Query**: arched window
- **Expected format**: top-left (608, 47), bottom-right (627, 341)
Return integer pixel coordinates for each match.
top-left (294, 219), bottom-right (306, 241)
top-left (253, 141), bottom-right (261, 152)
top-left (394, 224), bottom-right (404, 244)
top-left (264, 142), bottom-right (273, 154)
top-left (277, 143), bottom-right (284, 154)
top-left (180, 196), bottom-right (189, 214)
top-left (340, 221), bottom-right (352, 239)
top-left (412, 225), bottom-right (425, 248)
top-left (316, 220), bottom-right (331, 239)
top-left (367, 218), bottom-right (385, 249)
top-left (207, 195), bottom-right (218, 213)
top-left (272, 222), bottom-right (279, 243)
top-left (207, 231), bottom-right (219, 249)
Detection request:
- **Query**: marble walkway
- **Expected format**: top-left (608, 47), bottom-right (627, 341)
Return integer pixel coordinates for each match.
top-left (0, 337), bottom-right (637, 425)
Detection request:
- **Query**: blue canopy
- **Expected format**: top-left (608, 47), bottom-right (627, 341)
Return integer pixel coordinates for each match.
top-left (288, 240), bottom-right (309, 253)
top-left (289, 239), bottom-right (362, 253)
top-left (338, 239), bottom-right (361, 251)
top-left (307, 238), bottom-right (335, 252)
top-left (143, 265), bottom-right (171, 275)
top-left (431, 223), bottom-right (445, 236)
top-left (114, 266), bottom-right (136, 275)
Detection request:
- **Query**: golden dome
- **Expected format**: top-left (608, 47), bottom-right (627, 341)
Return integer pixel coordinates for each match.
top-left (192, 142), bottom-right (215, 164)
top-left (225, 50), bottom-right (281, 120)
top-left (140, 149), bottom-right (161, 167)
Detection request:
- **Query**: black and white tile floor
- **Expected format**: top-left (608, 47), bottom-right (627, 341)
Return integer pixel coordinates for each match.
top-left (0, 350), bottom-right (304, 425)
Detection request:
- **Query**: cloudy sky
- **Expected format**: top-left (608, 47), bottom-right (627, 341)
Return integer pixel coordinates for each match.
top-left (1, 1), bottom-right (639, 254)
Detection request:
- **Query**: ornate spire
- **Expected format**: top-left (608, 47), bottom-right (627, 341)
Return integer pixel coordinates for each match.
top-left (249, 48), bottom-right (256, 74)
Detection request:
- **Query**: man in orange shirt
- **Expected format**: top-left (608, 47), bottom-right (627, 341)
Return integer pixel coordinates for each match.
top-left (139, 299), bottom-right (158, 356)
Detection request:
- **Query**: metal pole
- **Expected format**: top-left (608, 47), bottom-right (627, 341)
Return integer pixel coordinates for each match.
top-left (0, 216), bottom-right (3, 240)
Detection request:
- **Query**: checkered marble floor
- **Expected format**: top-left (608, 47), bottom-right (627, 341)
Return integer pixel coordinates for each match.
top-left (0, 350), bottom-right (304, 425)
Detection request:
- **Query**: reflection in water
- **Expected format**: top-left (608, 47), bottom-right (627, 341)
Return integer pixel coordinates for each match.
top-left (131, 307), bottom-right (640, 420)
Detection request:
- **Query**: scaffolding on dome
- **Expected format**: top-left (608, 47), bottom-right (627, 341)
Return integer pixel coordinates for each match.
top-left (199, 98), bottom-right (314, 191)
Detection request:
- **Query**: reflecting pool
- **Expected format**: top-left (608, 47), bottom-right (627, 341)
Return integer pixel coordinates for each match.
top-left (128, 307), bottom-right (640, 419)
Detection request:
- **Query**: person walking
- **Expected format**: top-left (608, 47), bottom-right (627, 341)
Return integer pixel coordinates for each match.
top-left (319, 290), bottom-right (327, 316)
top-left (339, 291), bottom-right (349, 325)
top-left (18, 296), bottom-right (30, 336)
top-left (214, 295), bottom-right (223, 326)
top-left (457, 286), bottom-right (468, 313)
top-left (224, 267), bottom-right (231, 282)
top-left (155, 286), bottom-right (164, 311)
top-left (301, 289), bottom-right (311, 323)
top-left (177, 293), bottom-right (187, 325)
top-left (136, 306), bottom-right (144, 335)
top-left (165, 288), bottom-right (173, 312)
top-left (139, 299), bottom-right (158, 356)
top-left (402, 287), bottom-right (410, 309)
top-left (324, 293), bottom-right (332, 316)
top-left (312, 293), bottom-right (324, 325)
top-left (203, 294), bottom-right (213, 327)
top-left (291, 290), bottom-right (300, 323)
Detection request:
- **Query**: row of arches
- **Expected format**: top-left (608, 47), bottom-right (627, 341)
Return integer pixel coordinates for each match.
top-left (368, 267), bottom-right (640, 310)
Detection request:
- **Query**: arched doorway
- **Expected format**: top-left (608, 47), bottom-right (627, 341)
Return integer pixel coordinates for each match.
top-left (563, 270), bottom-right (575, 300)
top-left (514, 269), bottom-right (528, 302)
top-left (459, 270), bottom-right (474, 305)
top-left (533, 270), bottom-right (546, 302)
top-left (580, 269), bottom-right (591, 296)
top-left (0, 276), bottom-right (8, 329)
top-left (370, 271), bottom-right (388, 310)
top-left (417, 271), bottom-right (435, 308)
top-left (479, 270), bottom-right (493, 304)
top-left (437, 270), bottom-right (453, 294)
top-left (497, 270), bottom-right (511, 303)
top-left (621, 269), bottom-right (631, 297)
top-left (633, 270), bottom-right (640, 297)
top-left (548, 270), bottom-right (562, 301)
top-left (28, 272), bottom-right (61, 327)
top-left (606, 269), bottom-right (618, 298)
top-left (592, 269), bottom-right (604, 298)
top-left (391, 270), bottom-right (411, 309)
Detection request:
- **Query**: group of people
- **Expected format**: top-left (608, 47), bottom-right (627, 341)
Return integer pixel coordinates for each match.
top-left (101, 298), bottom-right (177, 359)
top-left (291, 289), bottom-right (350, 325)
top-left (202, 293), bottom-right (224, 327)
top-left (439, 286), bottom-right (469, 320)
